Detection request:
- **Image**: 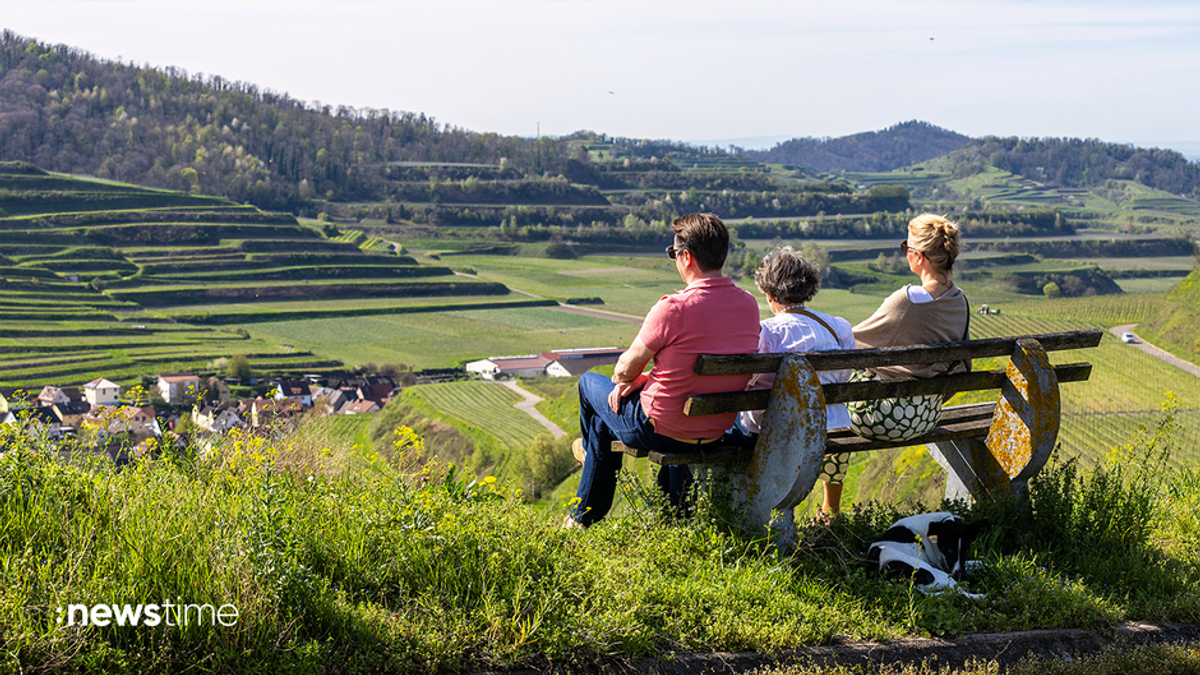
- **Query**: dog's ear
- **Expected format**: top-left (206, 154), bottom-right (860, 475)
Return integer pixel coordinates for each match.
top-left (878, 525), bottom-right (919, 544)
top-left (866, 544), bottom-right (881, 563)
top-left (880, 560), bottom-right (919, 581)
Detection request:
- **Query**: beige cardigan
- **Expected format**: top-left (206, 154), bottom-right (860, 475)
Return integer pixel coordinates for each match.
top-left (852, 284), bottom-right (970, 379)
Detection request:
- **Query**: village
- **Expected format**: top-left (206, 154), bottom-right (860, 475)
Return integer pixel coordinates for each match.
top-left (0, 347), bottom-right (624, 460)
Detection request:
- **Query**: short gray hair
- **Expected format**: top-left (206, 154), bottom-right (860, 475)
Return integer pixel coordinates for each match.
top-left (754, 246), bottom-right (821, 305)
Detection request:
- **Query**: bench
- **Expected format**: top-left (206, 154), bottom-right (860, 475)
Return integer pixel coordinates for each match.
top-left (613, 329), bottom-right (1103, 547)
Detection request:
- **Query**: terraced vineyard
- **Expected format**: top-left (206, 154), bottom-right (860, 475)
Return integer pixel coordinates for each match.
top-left (0, 161), bottom-right (535, 390)
top-left (0, 321), bottom-right (346, 391)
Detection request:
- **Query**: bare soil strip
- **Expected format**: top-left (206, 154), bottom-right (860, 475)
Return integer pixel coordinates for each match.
top-left (550, 303), bottom-right (645, 324)
top-left (474, 621), bottom-right (1200, 674)
top-left (557, 267), bottom-right (639, 276)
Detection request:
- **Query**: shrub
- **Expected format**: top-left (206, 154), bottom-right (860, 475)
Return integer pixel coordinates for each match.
top-left (544, 241), bottom-right (577, 259)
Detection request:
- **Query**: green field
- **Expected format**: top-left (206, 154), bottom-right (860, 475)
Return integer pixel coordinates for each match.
top-left (244, 305), bottom-right (642, 369)
top-left (1116, 276), bottom-right (1187, 293)
top-left (405, 380), bottom-right (550, 450)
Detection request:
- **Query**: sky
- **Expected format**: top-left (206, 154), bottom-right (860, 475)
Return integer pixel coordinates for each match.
top-left (3, 0), bottom-right (1199, 154)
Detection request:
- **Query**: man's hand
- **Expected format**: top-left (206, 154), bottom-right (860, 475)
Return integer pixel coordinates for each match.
top-left (609, 338), bottom-right (655, 413)
top-left (608, 373), bottom-right (648, 413)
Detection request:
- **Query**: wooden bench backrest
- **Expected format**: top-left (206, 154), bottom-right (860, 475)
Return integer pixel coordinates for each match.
top-left (684, 329), bottom-right (1102, 417)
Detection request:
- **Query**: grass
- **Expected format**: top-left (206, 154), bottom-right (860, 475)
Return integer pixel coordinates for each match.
top-left (1117, 277), bottom-right (1187, 293)
top-left (1, 409), bottom-right (1197, 673)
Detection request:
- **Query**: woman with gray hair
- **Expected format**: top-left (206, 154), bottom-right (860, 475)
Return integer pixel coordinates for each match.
top-left (734, 246), bottom-right (857, 516)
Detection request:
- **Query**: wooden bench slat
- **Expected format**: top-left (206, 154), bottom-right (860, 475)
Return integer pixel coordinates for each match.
top-left (692, 330), bottom-right (1102, 375)
top-left (826, 417), bottom-right (994, 453)
top-left (645, 414), bottom-right (1001, 467)
top-left (649, 446), bottom-right (745, 466)
top-left (825, 401), bottom-right (996, 439)
top-left (684, 362), bottom-right (1091, 416)
top-left (621, 403), bottom-right (1000, 466)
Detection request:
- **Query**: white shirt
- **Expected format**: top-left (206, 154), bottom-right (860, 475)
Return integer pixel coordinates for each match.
top-left (737, 308), bottom-right (856, 433)
top-left (906, 286), bottom-right (936, 303)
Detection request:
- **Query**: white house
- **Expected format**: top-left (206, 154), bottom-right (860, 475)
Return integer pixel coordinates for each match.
top-left (37, 386), bottom-right (80, 407)
top-left (157, 374), bottom-right (200, 405)
top-left (271, 380), bottom-right (312, 406)
top-left (192, 405), bottom-right (243, 434)
top-left (84, 378), bottom-right (121, 407)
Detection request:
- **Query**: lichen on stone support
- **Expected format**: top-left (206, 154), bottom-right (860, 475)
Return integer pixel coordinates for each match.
top-left (928, 338), bottom-right (1060, 502)
top-left (716, 353), bottom-right (826, 549)
top-left (986, 337), bottom-right (1060, 495)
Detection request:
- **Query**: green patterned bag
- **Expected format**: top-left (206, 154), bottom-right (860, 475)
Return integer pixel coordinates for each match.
top-left (845, 369), bottom-right (942, 442)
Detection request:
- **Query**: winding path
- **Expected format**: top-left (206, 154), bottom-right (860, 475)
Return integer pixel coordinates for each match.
top-left (499, 380), bottom-right (567, 439)
top-left (1109, 324), bottom-right (1200, 379)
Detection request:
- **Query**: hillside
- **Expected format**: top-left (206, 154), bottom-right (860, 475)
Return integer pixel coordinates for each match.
top-left (1137, 266), bottom-right (1200, 361)
top-left (745, 121), bottom-right (972, 172)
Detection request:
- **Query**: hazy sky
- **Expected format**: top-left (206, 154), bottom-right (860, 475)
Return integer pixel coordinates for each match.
top-left (3, 0), bottom-right (1198, 150)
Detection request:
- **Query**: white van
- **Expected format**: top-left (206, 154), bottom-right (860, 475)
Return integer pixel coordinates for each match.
top-left (1120, 332), bottom-right (1136, 344)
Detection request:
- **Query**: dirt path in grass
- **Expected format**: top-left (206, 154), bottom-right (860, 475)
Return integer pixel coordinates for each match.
top-left (472, 621), bottom-right (1200, 674)
top-left (550, 303), bottom-right (645, 324)
top-left (1111, 324), bottom-right (1200, 379)
top-left (499, 380), bottom-right (567, 439)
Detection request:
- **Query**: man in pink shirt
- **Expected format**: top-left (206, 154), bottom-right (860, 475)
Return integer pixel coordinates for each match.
top-left (567, 213), bottom-right (761, 527)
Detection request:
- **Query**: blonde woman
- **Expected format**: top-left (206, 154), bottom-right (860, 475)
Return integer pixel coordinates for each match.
top-left (849, 214), bottom-right (970, 442)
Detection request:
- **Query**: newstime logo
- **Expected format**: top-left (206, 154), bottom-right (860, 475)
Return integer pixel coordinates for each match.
top-left (57, 601), bottom-right (239, 627)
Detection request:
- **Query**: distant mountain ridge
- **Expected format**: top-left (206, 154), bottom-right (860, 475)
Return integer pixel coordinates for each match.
top-left (744, 121), bottom-right (973, 172)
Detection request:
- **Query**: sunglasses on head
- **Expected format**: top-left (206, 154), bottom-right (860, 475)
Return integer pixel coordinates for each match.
top-left (665, 245), bottom-right (686, 260)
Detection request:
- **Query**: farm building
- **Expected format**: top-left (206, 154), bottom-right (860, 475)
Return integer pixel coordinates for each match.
top-left (543, 348), bottom-right (625, 376)
top-left (467, 348), bottom-right (624, 380)
top-left (466, 354), bottom-right (554, 380)
top-left (84, 378), bottom-right (121, 407)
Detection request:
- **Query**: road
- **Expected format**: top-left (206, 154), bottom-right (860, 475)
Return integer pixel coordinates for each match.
top-left (499, 380), bottom-right (567, 439)
top-left (1110, 324), bottom-right (1200, 379)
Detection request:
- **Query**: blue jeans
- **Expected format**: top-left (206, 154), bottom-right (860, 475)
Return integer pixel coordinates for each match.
top-left (569, 372), bottom-right (698, 526)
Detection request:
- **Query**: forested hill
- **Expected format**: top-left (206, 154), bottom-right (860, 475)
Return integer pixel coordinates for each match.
top-left (745, 121), bottom-right (972, 172)
top-left (943, 136), bottom-right (1200, 198)
top-left (0, 32), bottom-right (583, 211)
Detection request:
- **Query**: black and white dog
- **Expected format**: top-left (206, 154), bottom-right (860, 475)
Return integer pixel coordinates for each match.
top-left (866, 512), bottom-right (989, 599)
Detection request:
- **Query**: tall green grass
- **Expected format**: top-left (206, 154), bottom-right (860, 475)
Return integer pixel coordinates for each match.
top-left (2, 403), bottom-right (1198, 673)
